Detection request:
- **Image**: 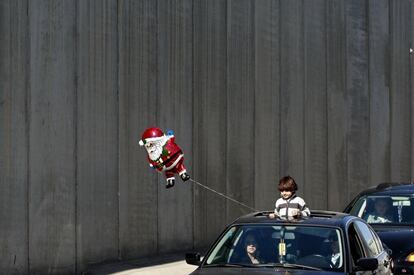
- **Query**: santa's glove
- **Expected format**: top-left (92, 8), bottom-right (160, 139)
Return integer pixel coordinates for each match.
top-left (180, 173), bottom-right (190, 181)
top-left (166, 178), bottom-right (175, 189)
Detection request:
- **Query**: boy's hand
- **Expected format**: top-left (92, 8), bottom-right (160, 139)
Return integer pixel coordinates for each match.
top-left (268, 213), bottom-right (277, 219)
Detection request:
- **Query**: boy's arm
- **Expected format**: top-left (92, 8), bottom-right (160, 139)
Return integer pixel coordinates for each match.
top-left (269, 199), bottom-right (281, 218)
top-left (298, 198), bottom-right (310, 216)
top-left (275, 198), bottom-right (282, 213)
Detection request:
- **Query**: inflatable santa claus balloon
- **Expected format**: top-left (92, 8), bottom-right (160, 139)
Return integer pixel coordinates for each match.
top-left (139, 127), bottom-right (190, 188)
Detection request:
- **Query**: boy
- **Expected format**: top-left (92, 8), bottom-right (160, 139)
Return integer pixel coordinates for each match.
top-left (269, 176), bottom-right (310, 218)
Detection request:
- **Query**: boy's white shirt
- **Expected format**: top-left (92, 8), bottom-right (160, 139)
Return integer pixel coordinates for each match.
top-left (274, 195), bottom-right (310, 217)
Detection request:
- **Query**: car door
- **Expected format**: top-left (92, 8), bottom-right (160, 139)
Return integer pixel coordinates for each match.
top-left (369, 227), bottom-right (393, 273)
top-left (348, 222), bottom-right (371, 275)
top-left (353, 220), bottom-right (392, 275)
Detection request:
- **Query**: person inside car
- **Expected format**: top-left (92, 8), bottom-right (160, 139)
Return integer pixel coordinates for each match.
top-left (402, 204), bottom-right (414, 223)
top-left (366, 198), bottom-right (394, 223)
top-left (269, 176), bottom-right (310, 219)
top-left (327, 234), bottom-right (341, 268)
top-left (242, 233), bottom-right (263, 264)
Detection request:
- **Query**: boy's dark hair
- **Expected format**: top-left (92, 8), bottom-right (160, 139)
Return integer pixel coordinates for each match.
top-left (278, 175), bottom-right (298, 192)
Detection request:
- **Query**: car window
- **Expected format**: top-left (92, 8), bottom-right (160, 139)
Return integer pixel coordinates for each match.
top-left (205, 226), bottom-right (242, 265)
top-left (369, 227), bottom-right (384, 252)
top-left (353, 220), bottom-right (381, 257)
top-left (348, 223), bottom-right (366, 263)
top-left (204, 224), bottom-right (344, 271)
top-left (348, 195), bottom-right (414, 224)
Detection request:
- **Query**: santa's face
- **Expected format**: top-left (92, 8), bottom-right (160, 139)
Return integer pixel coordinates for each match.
top-left (145, 141), bottom-right (163, 161)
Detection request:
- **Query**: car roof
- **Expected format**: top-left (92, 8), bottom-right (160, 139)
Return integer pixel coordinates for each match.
top-left (356, 182), bottom-right (414, 196)
top-left (232, 210), bottom-right (352, 228)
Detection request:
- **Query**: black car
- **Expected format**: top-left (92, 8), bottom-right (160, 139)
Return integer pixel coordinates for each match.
top-left (186, 210), bottom-right (392, 274)
top-left (344, 182), bottom-right (414, 274)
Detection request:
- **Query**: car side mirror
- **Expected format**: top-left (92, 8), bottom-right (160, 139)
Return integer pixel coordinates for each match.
top-left (355, 257), bottom-right (378, 271)
top-left (385, 247), bottom-right (393, 256)
top-left (186, 252), bottom-right (201, 266)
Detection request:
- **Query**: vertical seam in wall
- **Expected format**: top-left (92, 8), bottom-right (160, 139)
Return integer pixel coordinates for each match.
top-left (410, 0), bottom-right (413, 180)
top-left (116, 0), bottom-right (121, 261)
top-left (366, 0), bottom-right (371, 186)
top-left (408, 0), bottom-right (412, 181)
top-left (301, 0), bottom-right (306, 192)
top-left (386, 0), bottom-right (391, 182)
top-left (26, 0), bottom-right (31, 272)
top-left (388, 0), bottom-right (393, 179)
top-left (74, 0), bottom-right (78, 272)
top-left (324, 0), bottom-right (329, 210)
top-left (225, 0), bottom-right (229, 221)
top-left (191, 0), bottom-right (195, 250)
top-left (344, 0), bottom-right (349, 202)
top-left (278, 0), bottom-right (282, 178)
top-left (155, 0), bottom-right (160, 255)
top-left (251, 0), bottom-right (256, 210)
top-left (191, 1), bottom-right (200, 252)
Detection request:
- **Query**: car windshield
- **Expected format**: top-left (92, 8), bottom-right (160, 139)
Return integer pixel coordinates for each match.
top-left (349, 195), bottom-right (414, 225)
top-left (204, 224), bottom-right (344, 271)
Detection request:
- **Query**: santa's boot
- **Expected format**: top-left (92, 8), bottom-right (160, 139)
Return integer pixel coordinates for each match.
top-left (180, 172), bottom-right (190, 182)
top-left (166, 178), bottom-right (175, 189)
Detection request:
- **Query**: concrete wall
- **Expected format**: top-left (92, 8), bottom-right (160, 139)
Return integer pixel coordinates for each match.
top-left (1, 0), bottom-right (414, 273)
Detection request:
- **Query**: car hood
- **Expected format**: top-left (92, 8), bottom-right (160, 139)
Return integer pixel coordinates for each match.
top-left (190, 268), bottom-right (342, 275)
top-left (374, 225), bottom-right (414, 257)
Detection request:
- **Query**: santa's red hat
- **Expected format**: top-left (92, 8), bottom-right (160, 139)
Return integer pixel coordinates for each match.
top-left (139, 127), bottom-right (165, 146)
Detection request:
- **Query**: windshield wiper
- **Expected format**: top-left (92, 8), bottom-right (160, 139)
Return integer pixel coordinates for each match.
top-left (257, 262), bottom-right (323, 271)
top-left (204, 263), bottom-right (256, 268)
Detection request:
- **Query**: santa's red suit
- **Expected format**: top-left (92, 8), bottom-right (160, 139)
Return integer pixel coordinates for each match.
top-left (139, 127), bottom-right (190, 188)
top-left (147, 136), bottom-right (187, 179)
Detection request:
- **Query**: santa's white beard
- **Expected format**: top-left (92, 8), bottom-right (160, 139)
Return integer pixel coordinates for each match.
top-left (147, 146), bottom-right (162, 161)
